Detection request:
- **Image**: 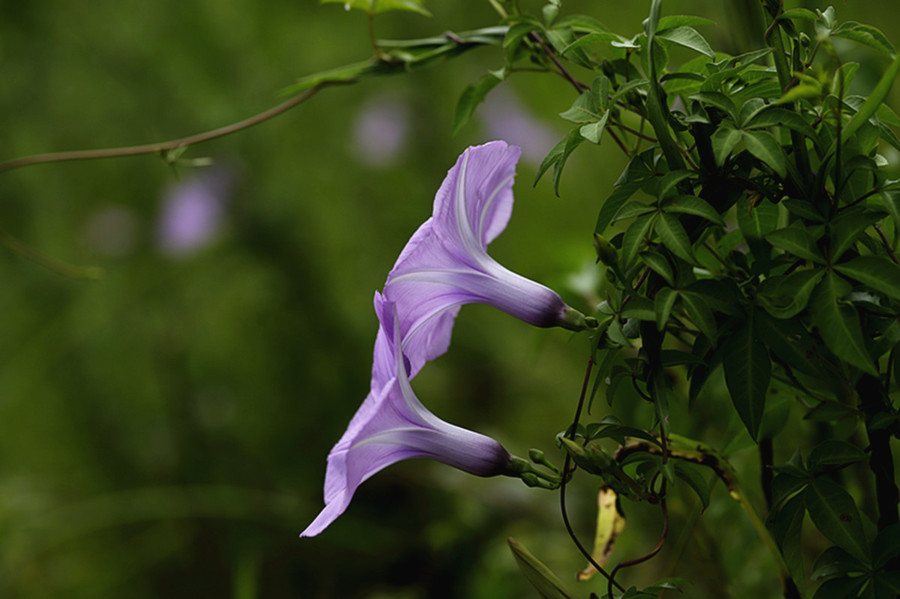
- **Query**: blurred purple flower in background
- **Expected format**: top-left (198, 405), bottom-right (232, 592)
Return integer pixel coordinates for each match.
top-left (480, 88), bottom-right (559, 165)
top-left (350, 95), bottom-right (412, 168)
top-left (157, 168), bottom-right (233, 257)
top-left (301, 296), bottom-right (512, 537)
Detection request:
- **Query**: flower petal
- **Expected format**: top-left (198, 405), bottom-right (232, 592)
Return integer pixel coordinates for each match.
top-left (432, 141), bottom-right (520, 257)
top-left (301, 300), bottom-right (511, 537)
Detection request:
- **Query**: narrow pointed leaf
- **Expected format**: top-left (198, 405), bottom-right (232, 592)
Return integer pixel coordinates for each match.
top-left (765, 227), bottom-right (825, 263)
top-left (452, 74), bottom-right (502, 136)
top-left (655, 287), bottom-right (678, 330)
top-left (829, 211), bottom-right (887, 261)
top-left (680, 291), bottom-right (717, 342)
top-left (742, 130), bottom-right (787, 178)
top-left (711, 125), bottom-right (743, 167)
top-left (723, 315), bottom-right (770, 439)
top-left (773, 493), bottom-right (806, 596)
top-left (508, 538), bottom-right (574, 599)
top-left (805, 477), bottom-right (870, 563)
top-left (640, 251), bottom-right (675, 286)
top-left (656, 212), bottom-right (695, 263)
top-left (657, 26), bottom-right (715, 58)
top-left (809, 272), bottom-right (877, 374)
top-left (663, 195), bottom-right (725, 225)
top-left (758, 268), bottom-right (825, 319)
top-left (622, 214), bottom-right (656, 267)
top-left (834, 256), bottom-right (900, 301)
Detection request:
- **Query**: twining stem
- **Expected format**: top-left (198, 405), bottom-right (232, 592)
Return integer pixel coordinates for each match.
top-left (559, 356), bottom-right (626, 593)
top-left (0, 81), bottom-right (351, 175)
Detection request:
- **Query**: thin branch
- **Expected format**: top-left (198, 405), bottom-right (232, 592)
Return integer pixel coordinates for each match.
top-left (528, 32), bottom-right (588, 93)
top-left (0, 81), bottom-right (352, 175)
top-left (874, 223), bottom-right (900, 265)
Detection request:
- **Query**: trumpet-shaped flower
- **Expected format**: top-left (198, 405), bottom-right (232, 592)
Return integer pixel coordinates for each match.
top-left (382, 141), bottom-right (582, 379)
top-left (301, 295), bottom-right (513, 537)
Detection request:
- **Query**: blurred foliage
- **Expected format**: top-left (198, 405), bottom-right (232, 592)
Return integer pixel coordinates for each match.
top-left (0, 1), bottom-right (899, 598)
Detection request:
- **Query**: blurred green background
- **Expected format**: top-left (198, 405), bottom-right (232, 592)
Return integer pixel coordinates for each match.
top-left (1, 1), bottom-right (898, 597)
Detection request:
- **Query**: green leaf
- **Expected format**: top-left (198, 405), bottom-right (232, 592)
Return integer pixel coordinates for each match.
top-left (832, 21), bottom-right (896, 57)
top-left (807, 440), bottom-right (867, 473)
top-left (742, 130), bottom-right (787, 178)
top-left (744, 106), bottom-right (820, 143)
top-left (560, 31), bottom-right (623, 54)
top-left (535, 130), bottom-right (585, 195)
top-left (322, 0), bottom-right (431, 16)
top-left (452, 73), bottom-right (502, 136)
top-left (782, 198), bottom-right (825, 222)
top-left (640, 251), bottom-right (675, 286)
top-left (657, 26), bottom-right (715, 58)
top-left (737, 194), bottom-right (779, 260)
top-left (674, 462), bottom-right (711, 509)
top-left (841, 52), bottom-right (900, 145)
top-left (834, 256), bottom-right (900, 301)
top-left (829, 211), bottom-right (888, 262)
top-left (777, 8), bottom-right (818, 23)
top-left (508, 538), bottom-right (573, 599)
top-left (656, 212), bottom-right (695, 263)
top-left (662, 195), bottom-right (724, 225)
top-left (805, 477), bottom-right (870, 563)
top-left (873, 524), bottom-right (900, 569)
top-left (559, 90), bottom-right (599, 123)
top-left (680, 291), bottom-right (717, 342)
top-left (655, 287), bottom-right (678, 330)
top-left (503, 19), bottom-right (542, 50)
top-left (758, 268), bottom-right (825, 319)
top-left (711, 125), bottom-right (743, 167)
top-left (622, 214), bottom-right (656, 267)
top-left (621, 296), bottom-right (656, 321)
top-left (657, 15), bottom-right (715, 29)
top-left (810, 272), bottom-right (877, 374)
top-left (613, 201), bottom-right (655, 222)
top-left (595, 180), bottom-right (645, 234)
top-left (765, 227), bottom-right (825, 263)
top-left (773, 493), bottom-right (806, 596)
top-left (723, 315), bottom-right (770, 439)
top-left (689, 91), bottom-right (738, 120)
top-left (580, 110), bottom-right (611, 144)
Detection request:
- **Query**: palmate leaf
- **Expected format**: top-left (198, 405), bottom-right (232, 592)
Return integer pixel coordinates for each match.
top-left (832, 21), bottom-right (896, 57)
top-left (322, 0), bottom-right (431, 16)
top-left (828, 211), bottom-right (888, 261)
top-left (723, 314), bottom-right (770, 439)
top-left (809, 272), bottom-right (877, 374)
top-left (711, 125), bottom-right (743, 167)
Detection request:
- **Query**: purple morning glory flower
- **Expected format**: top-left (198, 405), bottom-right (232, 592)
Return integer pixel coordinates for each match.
top-left (301, 295), bottom-right (512, 537)
top-left (382, 140), bottom-right (585, 379)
